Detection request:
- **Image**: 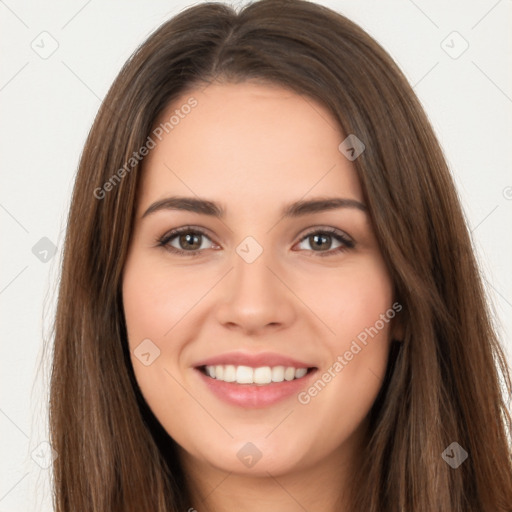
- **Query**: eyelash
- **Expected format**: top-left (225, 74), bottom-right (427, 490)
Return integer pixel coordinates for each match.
top-left (156, 225), bottom-right (355, 258)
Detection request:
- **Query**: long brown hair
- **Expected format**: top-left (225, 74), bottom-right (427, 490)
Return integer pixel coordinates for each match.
top-left (49, 0), bottom-right (512, 510)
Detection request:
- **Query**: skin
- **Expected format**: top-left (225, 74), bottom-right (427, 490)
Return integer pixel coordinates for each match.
top-left (122, 81), bottom-right (399, 512)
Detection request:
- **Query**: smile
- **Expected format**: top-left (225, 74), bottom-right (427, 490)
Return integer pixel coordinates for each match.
top-left (200, 364), bottom-right (312, 385)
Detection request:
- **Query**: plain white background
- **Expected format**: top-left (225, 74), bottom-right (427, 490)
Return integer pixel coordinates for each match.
top-left (1, 1), bottom-right (511, 510)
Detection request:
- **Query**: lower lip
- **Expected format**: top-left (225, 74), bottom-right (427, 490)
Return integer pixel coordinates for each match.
top-left (195, 368), bottom-right (317, 408)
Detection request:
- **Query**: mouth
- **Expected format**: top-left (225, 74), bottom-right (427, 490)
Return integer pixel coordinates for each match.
top-left (197, 364), bottom-right (317, 386)
top-left (192, 351), bottom-right (318, 407)
top-left (194, 356), bottom-right (318, 408)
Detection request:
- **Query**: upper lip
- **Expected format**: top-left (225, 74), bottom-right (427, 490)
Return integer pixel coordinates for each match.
top-left (193, 351), bottom-right (316, 369)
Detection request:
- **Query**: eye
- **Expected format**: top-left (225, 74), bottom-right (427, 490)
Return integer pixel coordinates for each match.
top-left (295, 227), bottom-right (355, 257)
top-left (157, 226), bottom-right (216, 257)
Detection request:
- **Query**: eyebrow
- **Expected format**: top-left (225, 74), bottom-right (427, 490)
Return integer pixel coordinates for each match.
top-left (141, 195), bottom-right (367, 220)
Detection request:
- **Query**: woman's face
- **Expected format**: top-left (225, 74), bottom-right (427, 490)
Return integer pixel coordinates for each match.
top-left (122, 81), bottom-right (397, 478)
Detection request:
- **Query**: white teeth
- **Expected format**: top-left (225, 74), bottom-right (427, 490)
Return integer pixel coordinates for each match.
top-left (254, 366), bottom-right (272, 384)
top-left (204, 364), bottom-right (310, 385)
top-left (271, 366), bottom-right (285, 382)
top-left (284, 367), bottom-right (295, 381)
top-left (236, 365), bottom-right (253, 384)
top-left (223, 364), bottom-right (236, 382)
top-left (295, 368), bottom-right (307, 378)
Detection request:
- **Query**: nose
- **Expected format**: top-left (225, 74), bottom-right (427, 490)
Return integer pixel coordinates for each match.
top-left (214, 243), bottom-right (297, 336)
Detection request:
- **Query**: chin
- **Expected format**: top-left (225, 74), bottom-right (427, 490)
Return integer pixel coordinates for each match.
top-left (190, 435), bottom-right (312, 477)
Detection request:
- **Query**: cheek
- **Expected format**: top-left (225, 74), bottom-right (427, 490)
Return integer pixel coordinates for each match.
top-left (332, 258), bottom-right (394, 376)
top-left (122, 253), bottom-right (187, 399)
top-left (301, 255), bottom-right (394, 345)
top-left (122, 254), bottom-right (206, 347)
top-left (296, 257), bottom-right (394, 433)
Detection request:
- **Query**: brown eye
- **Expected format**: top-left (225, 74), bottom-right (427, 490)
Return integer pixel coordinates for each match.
top-left (296, 228), bottom-right (355, 256)
top-left (158, 227), bottom-right (214, 256)
top-left (307, 233), bottom-right (335, 251)
top-left (177, 232), bottom-right (202, 251)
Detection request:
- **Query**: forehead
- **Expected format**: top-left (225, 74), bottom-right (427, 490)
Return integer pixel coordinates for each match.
top-left (138, 81), bottom-right (363, 215)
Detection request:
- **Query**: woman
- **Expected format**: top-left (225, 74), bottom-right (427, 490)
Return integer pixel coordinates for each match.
top-left (49, 0), bottom-right (512, 510)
